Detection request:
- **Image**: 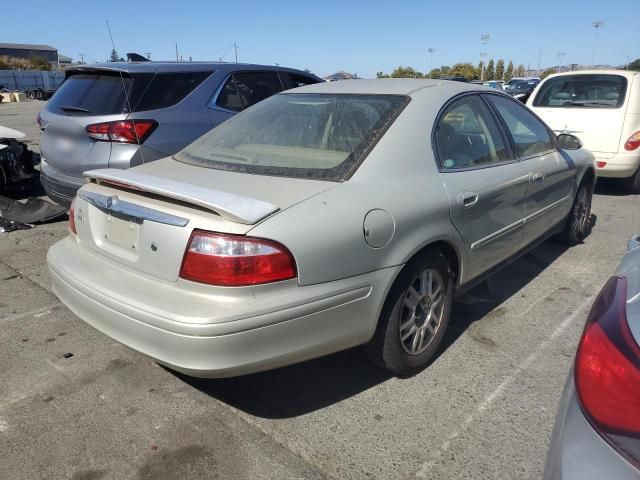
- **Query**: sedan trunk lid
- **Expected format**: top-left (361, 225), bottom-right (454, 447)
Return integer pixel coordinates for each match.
top-left (74, 158), bottom-right (337, 282)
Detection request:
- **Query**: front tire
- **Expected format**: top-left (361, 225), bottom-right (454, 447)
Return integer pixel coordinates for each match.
top-left (365, 250), bottom-right (453, 376)
top-left (560, 182), bottom-right (593, 245)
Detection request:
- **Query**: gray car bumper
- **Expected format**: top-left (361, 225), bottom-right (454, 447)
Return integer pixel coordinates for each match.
top-left (40, 157), bottom-right (84, 207)
top-left (544, 375), bottom-right (638, 479)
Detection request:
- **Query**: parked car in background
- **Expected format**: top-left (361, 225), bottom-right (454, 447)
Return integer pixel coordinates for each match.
top-left (48, 79), bottom-right (595, 378)
top-left (38, 62), bottom-right (322, 206)
top-left (528, 70), bottom-right (640, 193)
top-left (506, 80), bottom-right (537, 103)
top-left (504, 77), bottom-right (540, 90)
top-left (544, 234), bottom-right (640, 480)
top-left (440, 76), bottom-right (469, 82)
top-left (484, 80), bottom-right (505, 90)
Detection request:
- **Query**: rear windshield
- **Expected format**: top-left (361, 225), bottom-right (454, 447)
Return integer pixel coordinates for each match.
top-left (47, 70), bottom-right (213, 115)
top-left (174, 93), bottom-right (409, 181)
top-left (533, 74), bottom-right (627, 108)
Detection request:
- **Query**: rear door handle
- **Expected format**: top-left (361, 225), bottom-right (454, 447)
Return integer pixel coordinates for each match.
top-left (459, 191), bottom-right (479, 209)
top-left (530, 172), bottom-right (545, 184)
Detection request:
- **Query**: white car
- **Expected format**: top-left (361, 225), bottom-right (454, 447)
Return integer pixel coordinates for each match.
top-left (528, 70), bottom-right (640, 193)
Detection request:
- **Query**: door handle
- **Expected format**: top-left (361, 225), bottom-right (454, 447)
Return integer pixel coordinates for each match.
top-left (530, 172), bottom-right (545, 184)
top-left (459, 191), bottom-right (479, 209)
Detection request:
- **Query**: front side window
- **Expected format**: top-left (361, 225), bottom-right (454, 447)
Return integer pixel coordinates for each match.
top-left (435, 95), bottom-right (510, 170)
top-left (533, 74), bottom-right (627, 108)
top-left (176, 93), bottom-right (409, 181)
top-left (488, 95), bottom-right (554, 158)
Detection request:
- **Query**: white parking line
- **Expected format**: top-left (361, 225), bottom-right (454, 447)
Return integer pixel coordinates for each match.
top-left (0, 303), bottom-right (62, 324)
top-left (414, 294), bottom-right (595, 478)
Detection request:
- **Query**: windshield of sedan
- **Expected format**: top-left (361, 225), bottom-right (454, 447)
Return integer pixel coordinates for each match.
top-left (174, 93), bottom-right (409, 181)
top-left (533, 74), bottom-right (627, 108)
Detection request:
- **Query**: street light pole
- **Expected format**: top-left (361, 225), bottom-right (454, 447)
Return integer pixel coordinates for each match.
top-left (480, 34), bottom-right (490, 81)
top-left (428, 48), bottom-right (435, 78)
top-left (557, 52), bottom-right (566, 73)
top-left (591, 20), bottom-right (605, 68)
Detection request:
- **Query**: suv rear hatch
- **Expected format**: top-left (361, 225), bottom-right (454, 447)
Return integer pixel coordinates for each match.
top-left (40, 67), bottom-right (211, 176)
top-left (73, 158), bottom-right (336, 282)
top-left (529, 73), bottom-right (629, 155)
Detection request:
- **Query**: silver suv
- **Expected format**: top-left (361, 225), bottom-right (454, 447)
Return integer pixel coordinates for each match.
top-left (38, 62), bottom-right (321, 206)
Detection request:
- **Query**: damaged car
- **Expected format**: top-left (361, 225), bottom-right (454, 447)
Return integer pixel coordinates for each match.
top-left (0, 126), bottom-right (39, 194)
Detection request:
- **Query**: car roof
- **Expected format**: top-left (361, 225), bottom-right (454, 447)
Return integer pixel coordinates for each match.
top-left (280, 78), bottom-right (484, 96)
top-left (543, 69), bottom-right (639, 80)
top-left (66, 61), bottom-right (318, 77)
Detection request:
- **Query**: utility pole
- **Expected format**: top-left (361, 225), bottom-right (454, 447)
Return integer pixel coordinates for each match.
top-left (480, 34), bottom-right (490, 81)
top-left (234, 43), bottom-right (238, 63)
top-left (78, 53), bottom-right (86, 65)
top-left (557, 52), bottom-right (566, 72)
top-left (537, 49), bottom-right (541, 77)
top-left (175, 42), bottom-right (179, 62)
top-left (591, 20), bottom-right (605, 68)
top-left (144, 52), bottom-right (151, 60)
top-left (428, 48), bottom-right (435, 78)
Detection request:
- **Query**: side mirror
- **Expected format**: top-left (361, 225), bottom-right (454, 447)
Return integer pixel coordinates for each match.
top-left (557, 133), bottom-right (582, 150)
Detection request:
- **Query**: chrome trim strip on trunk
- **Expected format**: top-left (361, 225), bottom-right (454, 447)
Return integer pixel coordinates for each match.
top-left (83, 169), bottom-right (279, 225)
top-left (78, 190), bottom-right (189, 227)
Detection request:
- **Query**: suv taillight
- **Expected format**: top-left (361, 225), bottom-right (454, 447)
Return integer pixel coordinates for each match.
top-left (575, 275), bottom-right (640, 467)
top-left (85, 120), bottom-right (157, 144)
top-left (624, 131), bottom-right (640, 151)
top-left (68, 199), bottom-right (77, 235)
top-left (179, 230), bottom-right (297, 286)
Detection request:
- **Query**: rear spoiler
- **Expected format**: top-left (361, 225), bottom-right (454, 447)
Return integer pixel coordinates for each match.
top-left (83, 169), bottom-right (279, 225)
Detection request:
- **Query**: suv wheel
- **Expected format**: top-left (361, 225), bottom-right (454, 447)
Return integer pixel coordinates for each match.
top-left (622, 166), bottom-right (640, 194)
top-left (560, 182), bottom-right (593, 245)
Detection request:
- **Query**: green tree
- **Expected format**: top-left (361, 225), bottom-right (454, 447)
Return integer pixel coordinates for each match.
top-left (485, 59), bottom-right (495, 80)
top-left (516, 64), bottom-right (525, 77)
top-left (27, 55), bottom-right (51, 71)
top-left (449, 62), bottom-right (477, 80)
top-left (541, 68), bottom-right (556, 80)
top-left (428, 68), bottom-right (442, 79)
top-left (109, 49), bottom-right (119, 62)
top-left (629, 58), bottom-right (640, 71)
top-left (390, 66), bottom-right (423, 78)
top-left (495, 59), bottom-right (505, 80)
top-left (376, 71), bottom-right (390, 78)
top-left (505, 61), bottom-right (514, 81)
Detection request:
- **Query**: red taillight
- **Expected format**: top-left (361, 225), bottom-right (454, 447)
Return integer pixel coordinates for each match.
top-left (624, 131), bottom-right (640, 151)
top-left (575, 276), bottom-right (640, 465)
top-left (36, 111), bottom-right (42, 129)
top-left (85, 120), bottom-right (157, 144)
top-left (596, 161), bottom-right (607, 168)
top-left (179, 230), bottom-right (297, 286)
top-left (68, 199), bottom-right (77, 235)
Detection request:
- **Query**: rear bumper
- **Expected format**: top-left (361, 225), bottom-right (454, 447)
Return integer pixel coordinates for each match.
top-left (39, 157), bottom-right (83, 207)
top-left (544, 376), bottom-right (638, 479)
top-left (47, 236), bottom-right (398, 377)
top-left (593, 151), bottom-right (640, 178)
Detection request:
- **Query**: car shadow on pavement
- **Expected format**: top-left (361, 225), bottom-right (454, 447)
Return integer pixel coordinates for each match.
top-left (594, 178), bottom-right (632, 196)
top-left (176, 226), bottom-right (597, 419)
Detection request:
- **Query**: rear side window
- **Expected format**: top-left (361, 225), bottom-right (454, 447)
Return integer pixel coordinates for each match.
top-left (215, 72), bottom-right (284, 112)
top-left (533, 74), bottom-right (627, 108)
top-left (288, 73), bottom-right (320, 88)
top-left (435, 95), bottom-right (510, 170)
top-left (48, 71), bottom-right (212, 115)
top-left (488, 95), bottom-right (554, 157)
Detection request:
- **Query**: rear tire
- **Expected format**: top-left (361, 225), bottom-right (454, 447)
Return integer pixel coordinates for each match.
top-left (622, 166), bottom-right (640, 194)
top-left (365, 250), bottom-right (453, 376)
top-left (559, 182), bottom-right (593, 245)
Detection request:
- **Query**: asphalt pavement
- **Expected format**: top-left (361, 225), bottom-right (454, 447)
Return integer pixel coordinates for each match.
top-left (1, 100), bottom-right (639, 480)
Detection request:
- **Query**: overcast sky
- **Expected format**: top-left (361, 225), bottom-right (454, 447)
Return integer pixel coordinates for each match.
top-left (6, 0), bottom-right (639, 77)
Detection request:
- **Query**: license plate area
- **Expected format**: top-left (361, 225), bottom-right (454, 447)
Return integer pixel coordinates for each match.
top-left (103, 212), bottom-right (141, 251)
